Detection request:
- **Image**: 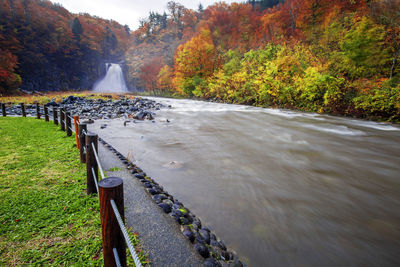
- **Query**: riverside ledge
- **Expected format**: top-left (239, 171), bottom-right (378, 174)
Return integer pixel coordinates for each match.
top-left (96, 136), bottom-right (244, 267)
top-left (97, 141), bottom-right (204, 266)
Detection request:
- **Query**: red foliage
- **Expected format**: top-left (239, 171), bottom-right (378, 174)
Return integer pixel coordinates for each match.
top-left (139, 57), bottom-right (165, 92)
top-left (0, 49), bottom-right (21, 93)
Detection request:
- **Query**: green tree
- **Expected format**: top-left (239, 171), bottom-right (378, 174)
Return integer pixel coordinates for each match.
top-left (340, 16), bottom-right (391, 78)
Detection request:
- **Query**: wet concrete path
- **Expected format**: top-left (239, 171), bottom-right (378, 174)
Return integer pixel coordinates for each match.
top-left (97, 142), bottom-right (204, 267)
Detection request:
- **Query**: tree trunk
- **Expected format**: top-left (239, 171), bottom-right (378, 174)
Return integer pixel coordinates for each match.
top-left (390, 48), bottom-right (399, 79)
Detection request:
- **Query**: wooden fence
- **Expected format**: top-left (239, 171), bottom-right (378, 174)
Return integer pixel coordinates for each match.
top-left (0, 102), bottom-right (141, 267)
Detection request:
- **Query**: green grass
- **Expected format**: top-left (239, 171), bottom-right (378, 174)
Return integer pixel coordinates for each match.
top-left (0, 117), bottom-right (147, 266)
top-left (107, 167), bottom-right (122, 172)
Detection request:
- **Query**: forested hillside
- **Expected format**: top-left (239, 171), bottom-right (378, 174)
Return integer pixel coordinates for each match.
top-left (131, 0), bottom-right (400, 121)
top-left (0, 0), bottom-right (129, 92)
top-left (1, 0), bottom-right (399, 121)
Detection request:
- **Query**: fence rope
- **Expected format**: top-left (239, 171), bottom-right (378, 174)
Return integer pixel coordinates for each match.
top-left (68, 126), bottom-right (75, 133)
top-left (110, 199), bottom-right (143, 267)
top-left (67, 115), bottom-right (73, 120)
top-left (91, 142), bottom-right (105, 180)
top-left (91, 167), bottom-right (99, 193)
top-left (113, 248), bottom-right (122, 267)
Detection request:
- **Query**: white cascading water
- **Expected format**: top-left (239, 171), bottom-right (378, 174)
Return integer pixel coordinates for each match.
top-left (92, 63), bottom-right (128, 93)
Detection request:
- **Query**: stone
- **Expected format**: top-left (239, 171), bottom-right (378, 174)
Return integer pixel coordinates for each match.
top-left (82, 119), bottom-right (94, 124)
top-left (158, 203), bottom-right (172, 213)
top-left (210, 233), bottom-right (217, 241)
top-left (171, 213), bottom-right (180, 223)
top-left (183, 229), bottom-right (195, 243)
top-left (174, 200), bottom-right (183, 207)
top-left (178, 207), bottom-right (189, 215)
top-left (162, 199), bottom-right (174, 206)
top-left (136, 111), bottom-right (146, 120)
top-left (171, 209), bottom-right (183, 218)
top-left (199, 229), bottom-right (211, 244)
top-left (204, 258), bottom-right (221, 267)
top-left (153, 194), bottom-right (167, 203)
top-left (179, 217), bottom-right (190, 225)
top-left (191, 223), bottom-right (199, 231)
top-left (193, 218), bottom-right (202, 229)
top-left (144, 182), bottom-right (152, 188)
top-left (134, 172), bottom-right (145, 179)
top-left (153, 184), bottom-right (163, 191)
top-left (218, 240), bottom-right (227, 251)
top-left (194, 232), bottom-right (205, 244)
top-left (45, 101), bottom-right (59, 107)
top-left (185, 214), bottom-right (194, 224)
top-left (202, 227), bottom-right (211, 233)
top-left (194, 243), bottom-right (210, 258)
top-left (210, 239), bottom-right (220, 247)
top-left (148, 188), bottom-right (159, 195)
top-left (82, 106), bottom-right (92, 112)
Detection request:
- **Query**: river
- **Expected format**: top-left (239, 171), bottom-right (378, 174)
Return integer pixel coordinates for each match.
top-left (90, 97), bottom-right (400, 266)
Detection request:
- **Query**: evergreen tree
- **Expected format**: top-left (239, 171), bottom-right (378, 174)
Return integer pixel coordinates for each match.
top-left (72, 17), bottom-right (83, 36)
top-left (198, 3), bottom-right (204, 13)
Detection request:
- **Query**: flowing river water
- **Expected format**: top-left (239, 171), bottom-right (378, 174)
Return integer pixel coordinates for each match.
top-left (90, 97), bottom-right (400, 266)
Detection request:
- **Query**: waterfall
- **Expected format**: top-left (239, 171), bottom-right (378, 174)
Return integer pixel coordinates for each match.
top-left (92, 63), bottom-right (128, 93)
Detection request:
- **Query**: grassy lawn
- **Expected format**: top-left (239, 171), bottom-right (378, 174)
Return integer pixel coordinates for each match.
top-left (0, 117), bottom-right (145, 266)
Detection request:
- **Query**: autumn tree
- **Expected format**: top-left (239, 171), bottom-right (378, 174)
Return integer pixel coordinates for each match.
top-left (173, 26), bottom-right (217, 95)
top-left (369, 0), bottom-right (400, 79)
top-left (0, 49), bottom-right (21, 94)
top-left (157, 65), bottom-right (173, 93)
top-left (336, 16), bottom-right (391, 79)
top-left (0, 0), bottom-right (130, 92)
top-left (139, 57), bottom-right (164, 93)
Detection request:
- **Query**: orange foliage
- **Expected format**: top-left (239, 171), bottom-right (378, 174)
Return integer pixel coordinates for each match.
top-left (173, 26), bottom-right (217, 94)
top-left (139, 57), bottom-right (165, 92)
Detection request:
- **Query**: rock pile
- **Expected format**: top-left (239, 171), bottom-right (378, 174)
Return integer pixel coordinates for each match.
top-left (56, 95), bottom-right (164, 120)
top-left (4, 95), bottom-right (165, 121)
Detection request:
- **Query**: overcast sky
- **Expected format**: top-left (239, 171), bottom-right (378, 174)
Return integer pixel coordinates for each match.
top-left (50, 0), bottom-right (239, 30)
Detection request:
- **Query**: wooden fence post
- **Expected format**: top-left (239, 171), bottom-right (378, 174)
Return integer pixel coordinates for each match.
top-left (99, 177), bottom-right (126, 267)
top-left (79, 123), bottom-right (87, 163)
top-left (86, 133), bottom-right (98, 195)
top-left (66, 111), bottom-right (72, 136)
top-left (20, 103), bottom-right (26, 117)
top-left (60, 108), bottom-right (65, 131)
top-left (36, 103), bottom-right (40, 119)
top-left (52, 106), bottom-right (58, 125)
top-left (44, 105), bottom-right (49, 121)
top-left (1, 103), bottom-right (6, 117)
top-left (73, 115), bottom-right (80, 148)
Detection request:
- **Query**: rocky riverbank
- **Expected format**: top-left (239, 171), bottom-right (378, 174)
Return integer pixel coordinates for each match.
top-left (3, 95), bottom-right (166, 121)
